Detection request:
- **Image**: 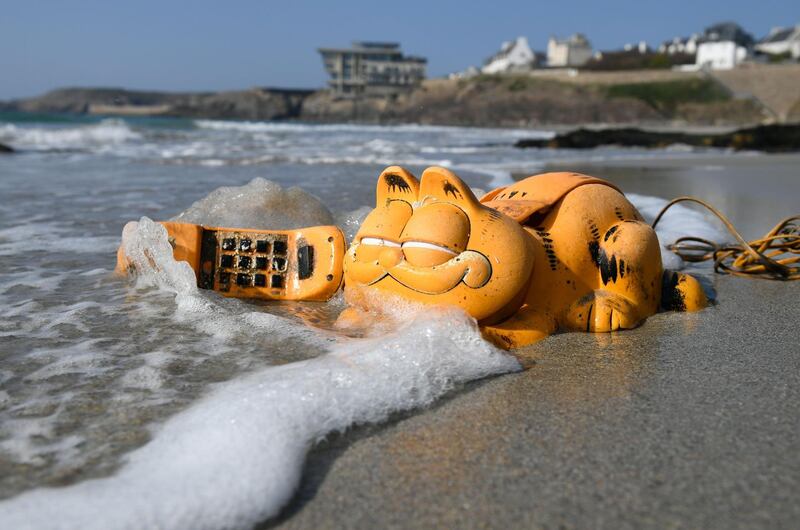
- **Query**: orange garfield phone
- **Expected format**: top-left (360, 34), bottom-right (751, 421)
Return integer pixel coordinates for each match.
top-left (120, 221), bottom-right (346, 301)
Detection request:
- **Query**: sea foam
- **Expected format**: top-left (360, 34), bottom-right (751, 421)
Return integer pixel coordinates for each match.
top-left (0, 304), bottom-right (518, 530)
top-left (630, 193), bottom-right (728, 270)
top-left (170, 177), bottom-right (335, 230)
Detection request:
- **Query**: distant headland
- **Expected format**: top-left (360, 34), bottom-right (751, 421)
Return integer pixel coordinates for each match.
top-left (1, 65), bottom-right (798, 129)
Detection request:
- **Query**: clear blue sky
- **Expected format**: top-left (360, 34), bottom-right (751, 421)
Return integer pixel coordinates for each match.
top-left (1, 0), bottom-right (798, 99)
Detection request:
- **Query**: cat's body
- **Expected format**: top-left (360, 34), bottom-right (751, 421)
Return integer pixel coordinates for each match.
top-left (343, 166), bottom-right (707, 349)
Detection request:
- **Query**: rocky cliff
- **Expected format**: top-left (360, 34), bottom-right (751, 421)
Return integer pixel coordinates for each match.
top-left (3, 87), bottom-right (314, 121)
top-left (300, 76), bottom-right (767, 127)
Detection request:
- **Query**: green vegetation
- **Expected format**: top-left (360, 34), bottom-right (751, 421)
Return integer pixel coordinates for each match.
top-left (767, 51), bottom-right (792, 64)
top-left (507, 77), bottom-right (531, 92)
top-left (457, 74), bottom-right (567, 93)
top-left (472, 74), bottom-right (500, 83)
top-left (605, 78), bottom-right (731, 114)
top-left (642, 54), bottom-right (673, 69)
top-left (583, 52), bottom-right (694, 71)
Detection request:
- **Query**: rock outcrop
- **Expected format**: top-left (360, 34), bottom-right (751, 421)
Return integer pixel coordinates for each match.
top-left (3, 87), bottom-right (314, 121)
top-left (299, 78), bottom-right (665, 127)
top-left (514, 124), bottom-right (800, 152)
top-left (7, 87), bottom-right (192, 114)
top-left (166, 88), bottom-right (312, 120)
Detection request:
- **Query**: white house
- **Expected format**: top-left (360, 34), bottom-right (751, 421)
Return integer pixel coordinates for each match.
top-left (547, 34), bottom-right (593, 67)
top-left (755, 25), bottom-right (800, 58)
top-left (695, 41), bottom-right (748, 69)
top-left (482, 37), bottom-right (536, 74)
top-left (659, 34), bottom-right (700, 55)
top-left (623, 41), bottom-right (650, 54)
top-left (448, 65), bottom-right (480, 80)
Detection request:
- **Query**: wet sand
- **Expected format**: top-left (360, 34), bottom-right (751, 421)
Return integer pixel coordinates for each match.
top-left (267, 154), bottom-right (800, 529)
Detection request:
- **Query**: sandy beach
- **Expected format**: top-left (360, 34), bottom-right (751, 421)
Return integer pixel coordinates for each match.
top-left (267, 153), bottom-right (800, 529)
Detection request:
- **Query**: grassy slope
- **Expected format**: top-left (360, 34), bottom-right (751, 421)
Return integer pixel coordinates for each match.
top-left (301, 74), bottom-right (764, 127)
top-left (604, 78), bottom-right (731, 114)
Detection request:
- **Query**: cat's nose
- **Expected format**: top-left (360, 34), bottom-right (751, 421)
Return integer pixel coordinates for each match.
top-left (378, 246), bottom-right (403, 269)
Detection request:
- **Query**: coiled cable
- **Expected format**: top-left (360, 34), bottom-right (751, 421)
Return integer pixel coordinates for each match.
top-left (651, 197), bottom-right (799, 280)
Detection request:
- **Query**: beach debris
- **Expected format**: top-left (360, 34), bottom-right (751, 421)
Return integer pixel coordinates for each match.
top-left (343, 166), bottom-right (707, 350)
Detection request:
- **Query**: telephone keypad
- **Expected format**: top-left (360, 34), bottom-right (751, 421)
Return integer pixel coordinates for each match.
top-left (215, 232), bottom-right (290, 291)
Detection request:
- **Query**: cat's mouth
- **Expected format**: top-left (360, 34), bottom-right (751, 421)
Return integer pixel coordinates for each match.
top-left (345, 239), bottom-right (492, 294)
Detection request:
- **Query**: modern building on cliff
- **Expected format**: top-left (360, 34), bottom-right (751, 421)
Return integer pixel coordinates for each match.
top-left (318, 42), bottom-right (426, 97)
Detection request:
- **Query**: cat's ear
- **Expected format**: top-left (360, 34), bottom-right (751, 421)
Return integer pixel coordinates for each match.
top-left (418, 166), bottom-right (481, 210)
top-left (376, 166), bottom-right (419, 206)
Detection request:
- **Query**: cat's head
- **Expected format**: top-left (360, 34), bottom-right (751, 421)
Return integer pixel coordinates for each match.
top-left (343, 166), bottom-right (534, 322)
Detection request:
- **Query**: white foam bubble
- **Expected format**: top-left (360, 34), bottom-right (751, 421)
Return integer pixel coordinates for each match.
top-left (120, 218), bottom-right (198, 295)
top-left (119, 365), bottom-right (164, 391)
top-left (170, 177), bottom-right (335, 230)
top-left (0, 307), bottom-right (518, 530)
top-left (24, 339), bottom-right (109, 382)
top-left (0, 418), bottom-right (82, 467)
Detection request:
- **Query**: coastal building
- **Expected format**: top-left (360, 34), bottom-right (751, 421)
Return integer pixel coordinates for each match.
top-left (481, 37), bottom-right (537, 74)
top-left (695, 21), bottom-right (755, 69)
top-left (702, 21), bottom-right (755, 48)
top-left (696, 41), bottom-right (748, 69)
top-left (622, 41), bottom-right (650, 54)
top-left (318, 42), bottom-right (426, 97)
top-left (755, 25), bottom-right (800, 59)
top-left (448, 65), bottom-right (480, 80)
top-left (547, 34), bottom-right (593, 67)
top-left (659, 35), bottom-right (700, 55)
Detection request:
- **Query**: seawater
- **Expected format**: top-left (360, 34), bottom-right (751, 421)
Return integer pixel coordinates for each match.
top-left (0, 115), bottom-right (727, 529)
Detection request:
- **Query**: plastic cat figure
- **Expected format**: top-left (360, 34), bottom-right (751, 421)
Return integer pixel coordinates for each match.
top-left (342, 166), bottom-right (706, 349)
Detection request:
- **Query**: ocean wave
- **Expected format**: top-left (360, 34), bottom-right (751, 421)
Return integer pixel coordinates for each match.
top-left (0, 119), bottom-right (140, 152)
top-left (193, 119), bottom-right (550, 138)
